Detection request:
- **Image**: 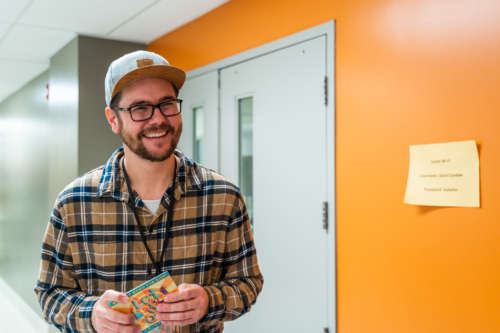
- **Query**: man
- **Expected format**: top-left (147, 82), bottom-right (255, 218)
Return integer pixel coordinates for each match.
top-left (35, 50), bottom-right (263, 333)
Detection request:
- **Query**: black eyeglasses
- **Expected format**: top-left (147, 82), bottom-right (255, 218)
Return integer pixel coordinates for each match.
top-left (115, 98), bottom-right (183, 122)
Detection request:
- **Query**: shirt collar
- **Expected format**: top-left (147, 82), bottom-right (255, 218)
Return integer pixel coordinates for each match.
top-left (97, 147), bottom-right (203, 202)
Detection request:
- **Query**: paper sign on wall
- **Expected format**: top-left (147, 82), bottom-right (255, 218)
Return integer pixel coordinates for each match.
top-left (404, 140), bottom-right (479, 207)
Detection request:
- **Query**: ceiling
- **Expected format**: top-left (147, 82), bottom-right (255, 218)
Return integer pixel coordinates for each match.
top-left (0, 0), bottom-right (228, 103)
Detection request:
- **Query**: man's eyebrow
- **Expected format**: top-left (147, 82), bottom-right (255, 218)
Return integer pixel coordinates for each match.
top-left (158, 95), bottom-right (176, 102)
top-left (129, 100), bottom-right (148, 106)
top-left (127, 96), bottom-right (176, 106)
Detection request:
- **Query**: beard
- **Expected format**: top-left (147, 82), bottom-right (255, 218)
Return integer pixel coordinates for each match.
top-left (117, 116), bottom-right (182, 162)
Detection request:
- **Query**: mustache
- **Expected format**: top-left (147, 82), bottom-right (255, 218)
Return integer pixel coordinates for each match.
top-left (139, 123), bottom-right (175, 137)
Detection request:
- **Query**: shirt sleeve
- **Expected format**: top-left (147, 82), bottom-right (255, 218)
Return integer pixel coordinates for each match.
top-left (200, 192), bottom-right (264, 325)
top-left (34, 205), bottom-right (99, 332)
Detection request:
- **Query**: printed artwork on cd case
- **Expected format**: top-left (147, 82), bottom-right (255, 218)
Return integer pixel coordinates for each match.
top-left (109, 271), bottom-right (178, 333)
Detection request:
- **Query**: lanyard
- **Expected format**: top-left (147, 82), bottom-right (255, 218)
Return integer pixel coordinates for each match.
top-left (121, 157), bottom-right (177, 276)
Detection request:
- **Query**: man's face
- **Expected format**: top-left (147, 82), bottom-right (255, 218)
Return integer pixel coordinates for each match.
top-left (111, 77), bottom-right (182, 162)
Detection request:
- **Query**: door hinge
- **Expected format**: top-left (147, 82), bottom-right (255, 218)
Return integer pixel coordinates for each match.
top-left (322, 201), bottom-right (329, 232)
top-left (324, 76), bottom-right (328, 106)
top-left (324, 328), bottom-right (330, 333)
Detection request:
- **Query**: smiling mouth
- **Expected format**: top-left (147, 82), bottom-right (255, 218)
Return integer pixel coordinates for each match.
top-left (143, 130), bottom-right (168, 138)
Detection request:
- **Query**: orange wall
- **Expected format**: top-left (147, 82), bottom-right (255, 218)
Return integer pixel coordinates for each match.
top-left (149, 0), bottom-right (500, 332)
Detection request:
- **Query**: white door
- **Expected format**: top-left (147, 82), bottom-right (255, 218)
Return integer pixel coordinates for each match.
top-left (220, 36), bottom-right (329, 332)
top-left (178, 71), bottom-right (218, 171)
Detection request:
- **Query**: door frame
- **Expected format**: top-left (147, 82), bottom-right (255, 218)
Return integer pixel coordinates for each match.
top-left (186, 21), bottom-right (336, 332)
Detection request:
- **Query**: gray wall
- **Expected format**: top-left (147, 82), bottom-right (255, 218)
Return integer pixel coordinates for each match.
top-left (0, 35), bottom-right (145, 327)
top-left (0, 70), bottom-right (50, 313)
top-left (49, 36), bottom-right (145, 196)
top-left (78, 36), bottom-right (145, 175)
top-left (48, 38), bottom-right (79, 204)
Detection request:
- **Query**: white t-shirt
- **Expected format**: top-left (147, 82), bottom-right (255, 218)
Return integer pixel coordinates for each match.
top-left (142, 199), bottom-right (161, 215)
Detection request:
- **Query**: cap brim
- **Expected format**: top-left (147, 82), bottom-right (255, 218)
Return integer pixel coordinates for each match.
top-left (111, 65), bottom-right (186, 99)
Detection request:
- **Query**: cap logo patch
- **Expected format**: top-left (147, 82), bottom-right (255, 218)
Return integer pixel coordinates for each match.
top-left (136, 59), bottom-right (154, 68)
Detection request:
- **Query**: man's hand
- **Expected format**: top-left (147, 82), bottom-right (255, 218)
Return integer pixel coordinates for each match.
top-left (157, 283), bottom-right (209, 328)
top-left (91, 290), bottom-right (139, 333)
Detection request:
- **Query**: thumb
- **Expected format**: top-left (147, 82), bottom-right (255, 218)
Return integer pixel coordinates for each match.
top-left (101, 289), bottom-right (129, 304)
top-left (177, 283), bottom-right (190, 292)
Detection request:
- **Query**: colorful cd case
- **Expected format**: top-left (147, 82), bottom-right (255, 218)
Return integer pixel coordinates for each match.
top-left (109, 271), bottom-right (178, 333)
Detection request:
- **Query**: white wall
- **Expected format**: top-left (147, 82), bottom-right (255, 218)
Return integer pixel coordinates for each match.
top-left (0, 278), bottom-right (49, 332)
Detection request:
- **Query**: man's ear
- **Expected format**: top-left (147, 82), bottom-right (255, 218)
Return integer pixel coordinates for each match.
top-left (105, 107), bottom-right (120, 134)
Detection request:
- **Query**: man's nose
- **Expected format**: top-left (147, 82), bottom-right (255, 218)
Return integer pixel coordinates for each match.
top-left (149, 105), bottom-right (169, 123)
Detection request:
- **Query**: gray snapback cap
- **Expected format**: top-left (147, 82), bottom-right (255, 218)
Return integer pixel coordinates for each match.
top-left (104, 50), bottom-right (186, 106)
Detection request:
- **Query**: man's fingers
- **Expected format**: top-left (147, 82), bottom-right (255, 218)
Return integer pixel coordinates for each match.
top-left (157, 309), bottom-right (195, 322)
top-left (160, 324), bottom-right (185, 332)
top-left (101, 318), bottom-right (140, 333)
top-left (92, 290), bottom-right (139, 333)
top-left (94, 301), bottom-right (134, 325)
top-left (157, 298), bottom-right (197, 313)
top-left (158, 283), bottom-right (209, 327)
top-left (162, 318), bottom-right (196, 327)
top-left (97, 327), bottom-right (115, 333)
top-left (97, 290), bottom-right (135, 324)
top-left (106, 308), bottom-right (136, 325)
top-left (164, 284), bottom-right (196, 302)
top-left (101, 289), bottom-right (129, 303)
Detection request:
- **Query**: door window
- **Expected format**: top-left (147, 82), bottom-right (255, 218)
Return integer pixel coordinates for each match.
top-left (193, 106), bottom-right (204, 163)
top-left (238, 97), bottom-right (253, 224)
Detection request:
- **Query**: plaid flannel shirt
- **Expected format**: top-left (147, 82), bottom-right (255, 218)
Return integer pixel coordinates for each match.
top-left (35, 147), bottom-right (263, 333)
